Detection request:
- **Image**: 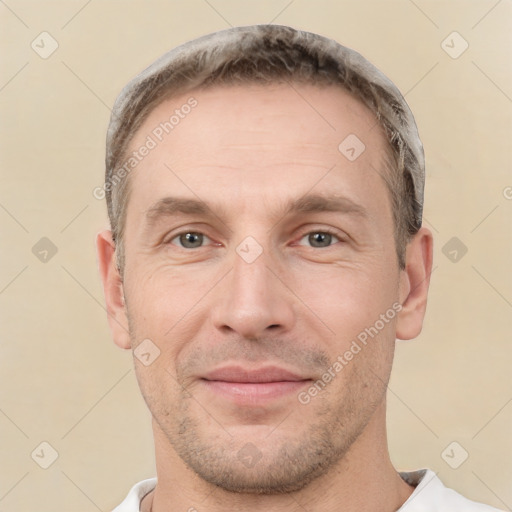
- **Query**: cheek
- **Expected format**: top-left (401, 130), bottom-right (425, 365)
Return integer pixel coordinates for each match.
top-left (133, 357), bottom-right (183, 420)
top-left (293, 261), bottom-right (399, 339)
top-left (124, 265), bottom-right (215, 365)
top-left (126, 264), bottom-right (193, 321)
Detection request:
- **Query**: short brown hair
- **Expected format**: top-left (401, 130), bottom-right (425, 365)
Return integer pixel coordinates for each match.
top-left (105, 25), bottom-right (425, 272)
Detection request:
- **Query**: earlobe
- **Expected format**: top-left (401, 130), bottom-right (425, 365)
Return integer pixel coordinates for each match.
top-left (96, 230), bottom-right (132, 350)
top-left (395, 227), bottom-right (434, 341)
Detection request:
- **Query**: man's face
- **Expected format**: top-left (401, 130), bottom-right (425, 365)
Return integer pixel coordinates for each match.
top-left (120, 83), bottom-right (404, 493)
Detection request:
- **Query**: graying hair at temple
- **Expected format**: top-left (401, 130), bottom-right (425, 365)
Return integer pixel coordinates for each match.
top-left (105, 24), bottom-right (425, 272)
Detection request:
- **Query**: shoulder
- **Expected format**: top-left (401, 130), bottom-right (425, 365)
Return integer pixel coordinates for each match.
top-left (111, 478), bottom-right (157, 512)
top-left (398, 469), bottom-right (505, 512)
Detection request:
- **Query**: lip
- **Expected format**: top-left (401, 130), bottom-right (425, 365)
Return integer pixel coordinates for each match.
top-left (202, 365), bottom-right (308, 383)
top-left (200, 366), bottom-right (311, 404)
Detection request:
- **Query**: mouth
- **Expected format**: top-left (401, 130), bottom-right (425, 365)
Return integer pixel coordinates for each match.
top-left (200, 366), bottom-right (312, 404)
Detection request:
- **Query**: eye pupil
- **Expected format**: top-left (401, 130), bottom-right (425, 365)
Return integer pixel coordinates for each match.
top-left (309, 232), bottom-right (332, 248)
top-left (180, 232), bottom-right (203, 248)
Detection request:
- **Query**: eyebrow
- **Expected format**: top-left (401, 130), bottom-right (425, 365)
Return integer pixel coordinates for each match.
top-left (143, 193), bottom-right (368, 230)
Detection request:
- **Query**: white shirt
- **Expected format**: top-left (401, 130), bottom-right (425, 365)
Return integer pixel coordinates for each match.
top-left (111, 468), bottom-right (505, 511)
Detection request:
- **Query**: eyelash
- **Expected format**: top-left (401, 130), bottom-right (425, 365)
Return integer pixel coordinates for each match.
top-left (165, 228), bottom-right (344, 249)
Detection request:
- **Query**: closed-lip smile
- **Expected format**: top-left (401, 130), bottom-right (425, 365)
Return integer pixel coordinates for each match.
top-left (200, 365), bottom-right (312, 404)
top-left (202, 365), bottom-right (309, 383)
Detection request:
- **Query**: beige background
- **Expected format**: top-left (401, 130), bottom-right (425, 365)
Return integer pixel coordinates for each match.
top-left (1, 1), bottom-right (511, 510)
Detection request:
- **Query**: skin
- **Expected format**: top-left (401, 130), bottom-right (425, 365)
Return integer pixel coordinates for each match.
top-left (97, 83), bottom-right (433, 512)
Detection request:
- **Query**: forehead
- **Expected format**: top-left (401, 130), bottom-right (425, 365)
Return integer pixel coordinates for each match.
top-left (130, 82), bottom-right (384, 156)
top-left (124, 83), bottom-right (392, 225)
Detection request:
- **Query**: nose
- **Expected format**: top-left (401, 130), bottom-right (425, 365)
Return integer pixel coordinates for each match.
top-left (211, 246), bottom-right (295, 340)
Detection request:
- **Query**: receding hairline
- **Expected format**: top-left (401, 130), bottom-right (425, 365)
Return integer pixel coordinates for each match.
top-left (107, 24), bottom-right (424, 188)
top-left (121, 79), bottom-right (384, 164)
top-left (105, 24), bottom-right (425, 272)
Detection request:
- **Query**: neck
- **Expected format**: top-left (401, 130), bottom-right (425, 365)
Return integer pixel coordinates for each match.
top-left (145, 401), bottom-right (415, 512)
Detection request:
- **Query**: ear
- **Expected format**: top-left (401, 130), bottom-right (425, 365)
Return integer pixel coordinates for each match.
top-left (396, 226), bottom-right (434, 340)
top-left (96, 229), bottom-right (131, 349)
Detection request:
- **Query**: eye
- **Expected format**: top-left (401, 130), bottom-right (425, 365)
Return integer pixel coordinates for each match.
top-left (166, 229), bottom-right (342, 250)
top-left (297, 230), bottom-right (342, 248)
top-left (168, 231), bottom-right (211, 249)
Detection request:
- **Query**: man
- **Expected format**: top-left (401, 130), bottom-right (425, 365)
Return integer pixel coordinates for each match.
top-left (97, 25), bottom-right (503, 511)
